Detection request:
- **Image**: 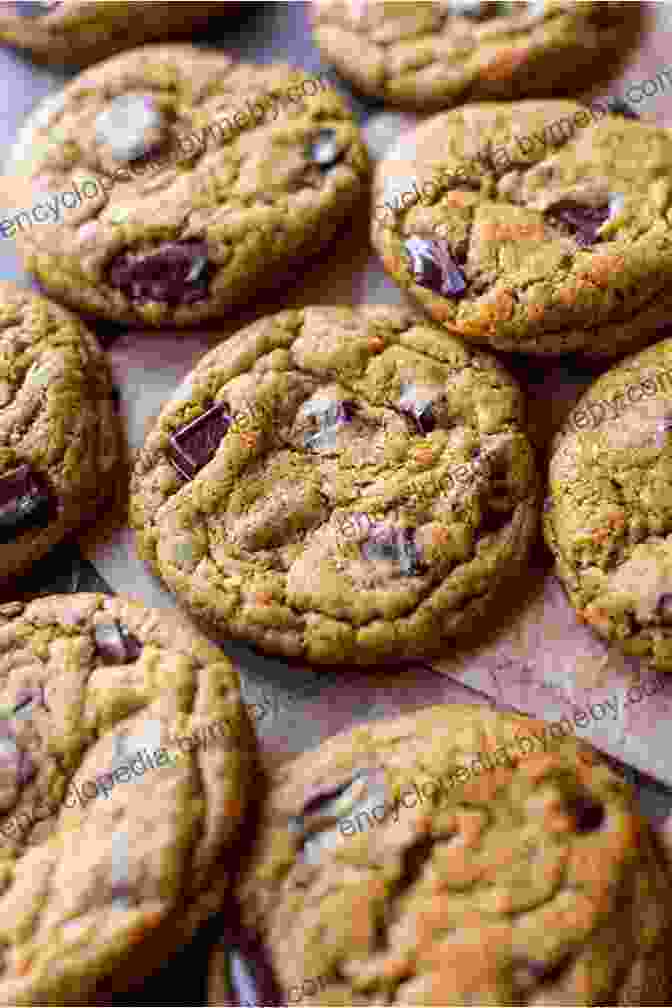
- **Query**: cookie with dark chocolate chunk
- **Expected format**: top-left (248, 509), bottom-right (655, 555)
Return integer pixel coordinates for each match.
top-left (228, 704), bottom-right (672, 1005)
top-left (130, 305), bottom-right (537, 665)
top-left (0, 282), bottom-right (121, 583)
top-left (0, 592), bottom-right (253, 1005)
top-left (4, 45), bottom-right (368, 328)
top-left (545, 336), bottom-right (672, 670)
top-left (373, 100), bottom-right (672, 357)
top-left (0, 2), bottom-right (231, 67)
top-left (310, 1), bottom-right (642, 111)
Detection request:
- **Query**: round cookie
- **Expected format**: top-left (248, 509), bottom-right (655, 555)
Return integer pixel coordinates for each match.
top-left (310, 1), bottom-right (641, 112)
top-left (372, 99), bottom-right (672, 357)
top-left (3, 45), bottom-right (368, 328)
top-left (0, 281), bottom-right (120, 583)
top-left (130, 305), bottom-right (538, 665)
top-left (225, 704), bottom-right (672, 1006)
top-left (545, 337), bottom-right (672, 670)
top-left (0, 1), bottom-right (232, 67)
top-left (0, 592), bottom-right (254, 1006)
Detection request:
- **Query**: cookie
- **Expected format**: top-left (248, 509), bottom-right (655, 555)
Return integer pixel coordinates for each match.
top-left (372, 100), bottom-right (672, 357)
top-left (0, 592), bottom-right (254, 1005)
top-left (3, 45), bottom-right (368, 328)
top-left (310, 1), bottom-right (641, 111)
top-left (544, 337), bottom-right (672, 669)
top-left (130, 305), bottom-right (537, 665)
top-left (0, 1), bottom-right (231, 67)
top-left (224, 704), bottom-right (672, 1006)
top-left (0, 281), bottom-right (120, 583)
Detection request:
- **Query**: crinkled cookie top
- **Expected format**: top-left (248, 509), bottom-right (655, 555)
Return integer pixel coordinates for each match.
top-left (131, 305), bottom-right (537, 665)
top-left (545, 336), bottom-right (672, 670)
top-left (4, 44), bottom-right (368, 327)
top-left (0, 281), bottom-right (119, 580)
top-left (311, 1), bottom-right (640, 109)
top-left (0, 593), bottom-right (250, 1006)
top-left (372, 100), bottom-right (672, 355)
top-left (234, 704), bottom-right (672, 1005)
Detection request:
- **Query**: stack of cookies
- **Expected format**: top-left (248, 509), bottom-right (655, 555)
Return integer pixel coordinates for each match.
top-left (1, 1), bottom-right (672, 1004)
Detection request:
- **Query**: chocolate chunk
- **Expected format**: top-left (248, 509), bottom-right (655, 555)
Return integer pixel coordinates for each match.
top-left (167, 403), bottom-right (231, 480)
top-left (108, 240), bottom-right (212, 306)
top-left (307, 128), bottom-right (343, 169)
top-left (16, 748), bottom-right (35, 787)
top-left (398, 385), bottom-right (435, 434)
top-left (4, 1), bottom-right (60, 16)
top-left (219, 925), bottom-right (283, 1007)
top-left (567, 794), bottom-right (605, 833)
top-left (516, 952), bottom-right (574, 989)
top-left (607, 97), bottom-right (640, 121)
top-left (404, 237), bottom-right (467, 298)
top-left (451, 0), bottom-right (486, 18)
top-left (656, 594), bottom-right (672, 625)
top-left (94, 621), bottom-right (143, 665)
top-left (304, 399), bottom-right (355, 451)
top-left (546, 201), bottom-right (611, 247)
top-left (0, 464), bottom-right (52, 545)
top-left (95, 93), bottom-right (165, 163)
top-left (398, 528), bottom-right (421, 576)
top-left (362, 524), bottom-right (422, 575)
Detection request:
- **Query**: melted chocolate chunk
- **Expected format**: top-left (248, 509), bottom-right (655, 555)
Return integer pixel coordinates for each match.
top-left (304, 399), bottom-right (355, 451)
top-left (307, 128), bottom-right (343, 169)
top-left (4, 1), bottom-right (60, 16)
top-left (16, 748), bottom-right (35, 787)
top-left (95, 93), bottom-right (165, 163)
top-left (219, 924), bottom-right (283, 1007)
top-left (362, 524), bottom-right (422, 575)
top-left (398, 386), bottom-right (436, 434)
top-left (300, 774), bottom-right (362, 818)
top-left (94, 621), bottom-right (143, 665)
top-left (0, 464), bottom-right (52, 545)
top-left (108, 240), bottom-right (212, 306)
top-left (567, 794), bottom-right (605, 833)
top-left (404, 237), bottom-right (467, 298)
top-left (12, 686), bottom-right (47, 718)
top-left (546, 201), bottom-right (611, 247)
top-left (607, 97), bottom-right (640, 121)
top-left (516, 952), bottom-right (574, 989)
top-left (656, 594), bottom-right (672, 625)
top-left (167, 403), bottom-right (231, 480)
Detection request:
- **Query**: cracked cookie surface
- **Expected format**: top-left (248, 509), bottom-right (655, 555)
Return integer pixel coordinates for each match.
top-left (4, 44), bottom-right (368, 328)
top-left (228, 704), bottom-right (672, 1005)
top-left (0, 1), bottom-right (230, 67)
top-left (372, 100), bottom-right (672, 356)
top-left (0, 281), bottom-right (120, 582)
top-left (130, 305), bottom-right (537, 665)
top-left (545, 337), bottom-right (672, 670)
top-left (0, 592), bottom-right (253, 1006)
top-left (310, 1), bottom-right (641, 111)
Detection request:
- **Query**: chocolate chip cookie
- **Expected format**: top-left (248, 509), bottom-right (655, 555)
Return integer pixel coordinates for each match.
top-left (311, 1), bottom-right (641, 111)
top-left (0, 2), bottom-right (230, 67)
top-left (544, 337), bottom-right (672, 670)
top-left (0, 592), bottom-right (254, 1006)
top-left (223, 704), bottom-right (672, 1005)
top-left (372, 100), bottom-right (672, 356)
top-left (0, 281), bottom-right (120, 583)
top-left (4, 45), bottom-right (368, 328)
top-left (130, 305), bottom-right (538, 665)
